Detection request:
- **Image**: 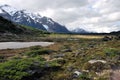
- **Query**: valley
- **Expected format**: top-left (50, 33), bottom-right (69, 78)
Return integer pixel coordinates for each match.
top-left (0, 4), bottom-right (119, 80)
top-left (0, 34), bottom-right (120, 80)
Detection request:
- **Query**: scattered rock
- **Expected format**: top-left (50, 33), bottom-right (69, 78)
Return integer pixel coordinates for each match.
top-left (74, 52), bottom-right (80, 57)
top-left (102, 36), bottom-right (113, 41)
top-left (88, 60), bottom-right (107, 64)
top-left (52, 53), bottom-right (65, 58)
top-left (56, 59), bottom-right (66, 64)
top-left (67, 66), bottom-right (74, 72)
top-left (88, 43), bottom-right (95, 48)
top-left (61, 49), bottom-right (72, 52)
top-left (72, 70), bottom-right (82, 78)
top-left (115, 35), bottom-right (120, 40)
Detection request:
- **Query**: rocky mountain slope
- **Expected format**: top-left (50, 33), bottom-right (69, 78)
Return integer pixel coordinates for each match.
top-left (0, 5), bottom-right (69, 33)
top-left (0, 16), bottom-right (27, 34)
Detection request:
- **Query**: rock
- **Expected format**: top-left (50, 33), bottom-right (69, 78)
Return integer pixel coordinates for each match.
top-left (61, 49), bottom-right (72, 52)
top-left (88, 43), bottom-right (95, 48)
top-left (27, 70), bottom-right (36, 75)
top-left (115, 35), bottom-right (120, 40)
top-left (53, 53), bottom-right (65, 58)
top-left (57, 59), bottom-right (66, 64)
top-left (88, 60), bottom-right (107, 64)
top-left (75, 52), bottom-right (80, 57)
top-left (72, 70), bottom-right (82, 78)
top-left (102, 36), bottom-right (113, 41)
top-left (67, 66), bottom-right (74, 72)
top-left (74, 71), bottom-right (82, 76)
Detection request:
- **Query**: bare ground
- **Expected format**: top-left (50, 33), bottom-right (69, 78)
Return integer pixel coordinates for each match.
top-left (110, 70), bottom-right (120, 80)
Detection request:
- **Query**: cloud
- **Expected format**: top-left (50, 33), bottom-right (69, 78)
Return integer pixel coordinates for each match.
top-left (93, 0), bottom-right (120, 14)
top-left (0, 0), bottom-right (88, 11)
top-left (0, 0), bottom-right (120, 33)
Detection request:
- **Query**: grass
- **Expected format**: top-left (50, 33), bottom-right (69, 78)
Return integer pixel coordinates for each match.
top-left (49, 33), bottom-right (104, 39)
top-left (0, 34), bottom-right (119, 80)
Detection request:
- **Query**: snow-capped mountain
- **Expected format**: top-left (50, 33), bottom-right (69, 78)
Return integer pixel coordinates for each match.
top-left (71, 28), bottom-right (89, 33)
top-left (0, 4), bottom-right (69, 33)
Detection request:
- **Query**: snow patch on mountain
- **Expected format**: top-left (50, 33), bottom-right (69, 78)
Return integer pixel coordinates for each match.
top-left (71, 28), bottom-right (89, 33)
top-left (48, 19), bottom-right (54, 25)
top-left (43, 24), bottom-right (49, 30)
top-left (0, 9), bottom-right (3, 13)
top-left (0, 4), bottom-right (18, 16)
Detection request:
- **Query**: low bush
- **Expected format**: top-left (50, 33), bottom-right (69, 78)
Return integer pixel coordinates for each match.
top-left (24, 49), bottom-right (51, 57)
top-left (104, 48), bottom-right (120, 57)
top-left (29, 46), bottom-right (42, 50)
top-left (0, 56), bottom-right (60, 80)
top-left (79, 73), bottom-right (91, 80)
top-left (0, 59), bottom-right (34, 80)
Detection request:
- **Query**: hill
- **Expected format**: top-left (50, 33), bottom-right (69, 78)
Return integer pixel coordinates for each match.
top-left (0, 16), bottom-right (50, 41)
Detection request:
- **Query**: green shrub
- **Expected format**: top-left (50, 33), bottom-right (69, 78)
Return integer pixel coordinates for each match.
top-left (48, 60), bottom-right (61, 67)
top-left (79, 73), bottom-right (91, 80)
top-left (0, 59), bottom-right (32, 80)
top-left (0, 57), bottom-right (46, 80)
top-left (24, 49), bottom-right (50, 57)
top-left (29, 46), bottom-right (42, 50)
top-left (104, 48), bottom-right (119, 57)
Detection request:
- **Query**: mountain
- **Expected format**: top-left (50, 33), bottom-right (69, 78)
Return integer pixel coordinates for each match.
top-left (0, 16), bottom-right (47, 35)
top-left (0, 16), bottom-right (27, 34)
top-left (71, 28), bottom-right (89, 33)
top-left (0, 4), bottom-right (69, 33)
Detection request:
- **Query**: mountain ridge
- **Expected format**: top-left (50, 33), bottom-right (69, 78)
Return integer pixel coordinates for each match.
top-left (71, 28), bottom-right (89, 33)
top-left (0, 4), bottom-right (70, 33)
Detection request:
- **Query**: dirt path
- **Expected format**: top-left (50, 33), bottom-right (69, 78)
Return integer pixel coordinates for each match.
top-left (110, 70), bottom-right (120, 80)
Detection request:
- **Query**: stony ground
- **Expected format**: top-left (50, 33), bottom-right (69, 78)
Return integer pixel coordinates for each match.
top-left (110, 70), bottom-right (120, 80)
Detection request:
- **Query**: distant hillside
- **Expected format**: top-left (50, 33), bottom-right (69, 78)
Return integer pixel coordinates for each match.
top-left (110, 31), bottom-right (120, 35)
top-left (0, 16), bottom-right (24, 34)
top-left (0, 16), bottom-right (51, 41)
top-left (0, 16), bottom-right (49, 35)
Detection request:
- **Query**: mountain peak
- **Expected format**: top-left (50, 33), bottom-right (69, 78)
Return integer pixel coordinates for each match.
top-left (0, 5), bottom-right (69, 33)
top-left (0, 4), bottom-right (18, 16)
top-left (0, 4), bottom-right (11, 8)
top-left (71, 28), bottom-right (89, 33)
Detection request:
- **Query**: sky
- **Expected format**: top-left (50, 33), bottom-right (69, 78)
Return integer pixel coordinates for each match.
top-left (0, 0), bottom-right (120, 33)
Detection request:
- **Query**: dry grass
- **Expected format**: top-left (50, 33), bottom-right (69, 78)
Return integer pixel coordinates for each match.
top-left (49, 34), bottom-right (104, 39)
top-left (72, 35), bottom-right (104, 39)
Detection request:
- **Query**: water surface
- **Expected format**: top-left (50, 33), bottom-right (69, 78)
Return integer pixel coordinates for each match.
top-left (0, 42), bottom-right (54, 50)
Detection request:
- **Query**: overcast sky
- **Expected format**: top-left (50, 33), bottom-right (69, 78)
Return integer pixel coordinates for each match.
top-left (0, 0), bottom-right (120, 33)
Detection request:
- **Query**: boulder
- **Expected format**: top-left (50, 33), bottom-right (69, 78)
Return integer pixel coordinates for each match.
top-left (72, 70), bottom-right (82, 78)
top-left (102, 36), bottom-right (113, 41)
top-left (88, 60), bottom-right (107, 64)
